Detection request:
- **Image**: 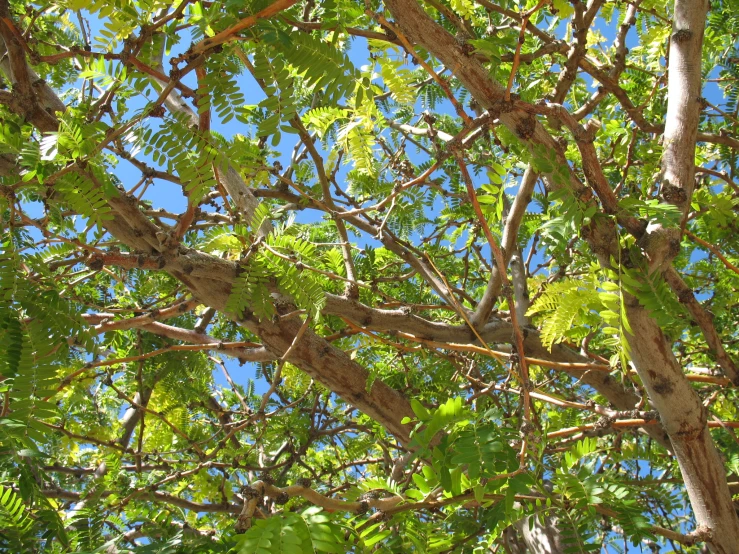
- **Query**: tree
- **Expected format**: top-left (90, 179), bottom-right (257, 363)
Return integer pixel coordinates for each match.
top-left (0, 0), bottom-right (738, 551)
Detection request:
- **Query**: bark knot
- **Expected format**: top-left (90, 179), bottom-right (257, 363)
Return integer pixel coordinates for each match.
top-left (660, 181), bottom-right (687, 205)
top-left (515, 116), bottom-right (537, 140)
top-left (648, 372), bottom-right (675, 396)
top-left (593, 415), bottom-right (615, 430)
top-left (672, 29), bottom-right (693, 43)
top-left (87, 255), bottom-right (104, 271)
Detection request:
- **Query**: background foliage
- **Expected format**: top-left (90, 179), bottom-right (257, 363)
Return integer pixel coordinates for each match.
top-left (0, 0), bottom-right (738, 552)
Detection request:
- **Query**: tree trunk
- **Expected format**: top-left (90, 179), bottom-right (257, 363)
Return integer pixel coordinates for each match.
top-left (626, 303), bottom-right (739, 552)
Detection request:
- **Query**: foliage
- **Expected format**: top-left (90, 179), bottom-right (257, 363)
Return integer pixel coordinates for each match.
top-left (0, 0), bottom-right (736, 552)
top-left (233, 507), bottom-right (346, 554)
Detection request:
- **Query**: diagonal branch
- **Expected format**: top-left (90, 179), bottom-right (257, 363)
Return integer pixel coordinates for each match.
top-left (189, 0), bottom-right (299, 55)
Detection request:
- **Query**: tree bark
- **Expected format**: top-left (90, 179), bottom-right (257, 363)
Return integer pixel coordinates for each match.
top-left (625, 304), bottom-right (739, 552)
top-left (639, 0), bottom-right (709, 272)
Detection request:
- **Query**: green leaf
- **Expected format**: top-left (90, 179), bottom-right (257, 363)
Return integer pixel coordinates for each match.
top-left (235, 508), bottom-right (345, 554)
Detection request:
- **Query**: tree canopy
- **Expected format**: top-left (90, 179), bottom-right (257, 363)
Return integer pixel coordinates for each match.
top-left (1, 0), bottom-right (739, 551)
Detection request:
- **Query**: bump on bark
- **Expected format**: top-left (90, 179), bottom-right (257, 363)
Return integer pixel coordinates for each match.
top-left (642, 410), bottom-right (659, 422)
top-left (489, 98), bottom-right (516, 119)
top-left (241, 485), bottom-right (260, 499)
top-left (148, 104), bottom-right (165, 118)
top-left (515, 116), bottom-right (537, 140)
top-left (520, 421), bottom-right (535, 436)
top-left (87, 256), bottom-right (104, 271)
top-left (660, 181), bottom-right (687, 205)
top-left (260, 472), bottom-right (274, 485)
top-left (593, 415), bottom-right (615, 430)
top-left (672, 28), bottom-right (693, 43)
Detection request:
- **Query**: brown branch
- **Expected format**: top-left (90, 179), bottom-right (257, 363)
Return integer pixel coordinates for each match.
top-left (371, 12), bottom-right (472, 125)
top-left (685, 230), bottom-right (739, 277)
top-left (190, 0), bottom-right (299, 55)
top-left (83, 299), bottom-right (200, 331)
top-left (506, 0), bottom-right (549, 101)
top-left (663, 267), bottom-right (739, 385)
top-left (41, 487), bottom-right (239, 513)
top-left (455, 152), bottom-right (532, 450)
